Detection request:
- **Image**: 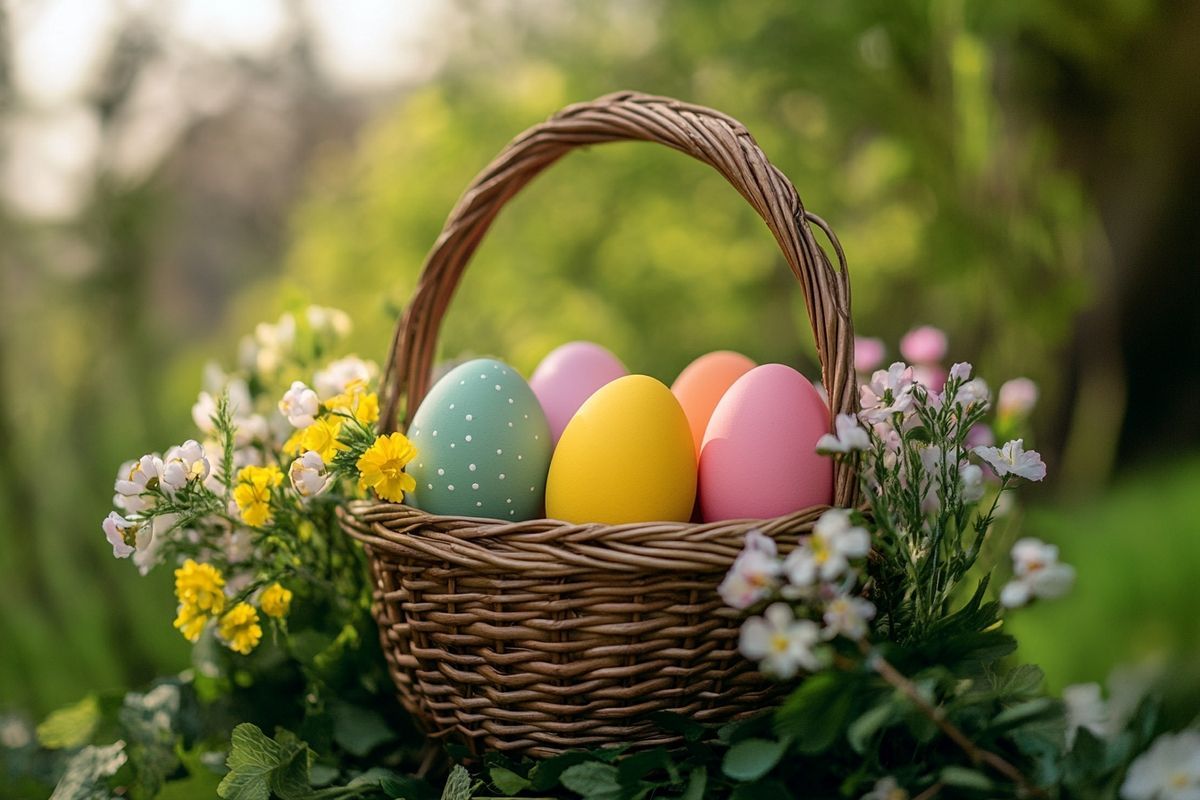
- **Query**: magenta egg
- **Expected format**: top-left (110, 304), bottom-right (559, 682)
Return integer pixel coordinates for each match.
top-left (699, 363), bottom-right (832, 521)
top-left (529, 342), bottom-right (628, 444)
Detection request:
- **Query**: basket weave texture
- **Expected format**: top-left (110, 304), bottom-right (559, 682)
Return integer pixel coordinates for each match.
top-left (340, 91), bottom-right (857, 757)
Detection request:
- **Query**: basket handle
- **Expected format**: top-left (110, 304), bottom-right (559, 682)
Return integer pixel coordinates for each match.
top-left (381, 91), bottom-right (858, 507)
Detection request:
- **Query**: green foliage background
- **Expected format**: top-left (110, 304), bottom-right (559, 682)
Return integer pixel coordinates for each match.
top-left (2, 0), bottom-right (1198, 730)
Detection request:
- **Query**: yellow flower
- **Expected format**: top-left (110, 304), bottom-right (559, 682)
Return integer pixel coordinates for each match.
top-left (218, 602), bottom-right (262, 655)
top-left (173, 604), bottom-right (209, 643)
top-left (233, 465), bottom-right (283, 527)
top-left (327, 379), bottom-right (380, 425)
top-left (260, 583), bottom-right (293, 619)
top-left (289, 417), bottom-right (348, 463)
top-left (356, 433), bottom-right (418, 503)
top-left (173, 559), bottom-right (225, 642)
top-left (175, 559), bottom-right (225, 614)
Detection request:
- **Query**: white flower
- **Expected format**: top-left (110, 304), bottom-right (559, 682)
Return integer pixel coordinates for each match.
top-left (306, 305), bottom-right (352, 338)
top-left (739, 603), bottom-right (822, 679)
top-left (998, 377), bottom-right (1039, 419)
top-left (974, 439), bottom-right (1047, 481)
top-left (948, 362), bottom-right (973, 382)
top-left (784, 508), bottom-right (870, 587)
top-left (719, 530), bottom-right (781, 609)
top-left (289, 450), bottom-right (331, 498)
top-left (192, 392), bottom-right (219, 435)
top-left (279, 381), bottom-right (320, 428)
top-left (862, 776), bottom-right (908, 800)
top-left (817, 413), bottom-right (871, 454)
top-left (1121, 731), bottom-right (1200, 800)
top-left (224, 528), bottom-right (255, 564)
top-left (1064, 683), bottom-right (1109, 747)
top-left (960, 463), bottom-right (985, 503)
top-left (822, 594), bottom-right (876, 641)
top-left (1000, 537), bottom-right (1076, 607)
top-left (314, 356), bottom-right (375, 401)
top-left (192, 378), bottom-right (261, 445)
top-left (137, 515), bottom-right (176, 574)
top-left (248, 313), bottom-right (297, 376)
top-left (859, 362), bottom-right (916, 423)
top-left (102, 512), bottom-right (137, 558)
top-left (957, 377), bottom-right (991, 411)
top-left (159, 440), bottom-right (211, 495)
top-left (114, 454), bottom-right (162, 514)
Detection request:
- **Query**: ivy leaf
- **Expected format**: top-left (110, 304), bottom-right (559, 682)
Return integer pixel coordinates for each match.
top-left (490, 765), bottom-right (531, 795)
top-left (50, 742), bottom-right (127, 800)
top-left (721, 737), bottom-right (789, 782)
top-left (441, 765), bottom-right (474, 800)
top-left (559, 762), bottom-right (622, 800)
top-left (38, 696), bottom-right (101, 750)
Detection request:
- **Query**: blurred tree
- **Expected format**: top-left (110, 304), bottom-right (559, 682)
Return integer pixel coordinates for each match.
top-left (281, 0), bottom-right (1088, 428)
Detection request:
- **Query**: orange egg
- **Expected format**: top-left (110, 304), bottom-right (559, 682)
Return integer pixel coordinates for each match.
top-left (670, 351), bottom-right (757, 457)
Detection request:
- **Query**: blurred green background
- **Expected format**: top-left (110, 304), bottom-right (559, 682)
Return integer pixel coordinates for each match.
top-left (2, 0), bottom-right (1198, 722)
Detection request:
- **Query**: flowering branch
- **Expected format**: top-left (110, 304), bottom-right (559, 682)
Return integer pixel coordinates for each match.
top-left (864, 643), bottom-right (1046, 798)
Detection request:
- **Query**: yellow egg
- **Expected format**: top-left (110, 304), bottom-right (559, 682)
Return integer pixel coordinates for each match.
top-left (546, 375), bottom-right (696, 524)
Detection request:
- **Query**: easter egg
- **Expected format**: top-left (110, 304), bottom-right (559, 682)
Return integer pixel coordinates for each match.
top-left (699, 364), bottom-right (832, 521)
top-left (530, 342), bottom-right (628, 444)
top-left (546, 375), bottom-right (696, 524)
top-left (671, 350), bottom-right (757, 457)
top-left (405, 358), bottom-right (552, 521)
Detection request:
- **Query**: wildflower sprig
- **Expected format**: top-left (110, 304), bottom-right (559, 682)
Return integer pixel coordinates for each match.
top-left (725, 331), bottom-right (1073, 798)
top-left (97, 306), bottom-right (410, 658)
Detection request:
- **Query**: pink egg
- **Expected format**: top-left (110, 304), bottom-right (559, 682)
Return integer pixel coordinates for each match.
top-left (699, 364), bottom-right (832, 521)
top-left (530, 342), bottom-right (628, 444)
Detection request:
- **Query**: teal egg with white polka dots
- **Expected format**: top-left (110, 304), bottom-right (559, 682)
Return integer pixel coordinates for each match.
top-left (405, 358), bottom-right (552, 521)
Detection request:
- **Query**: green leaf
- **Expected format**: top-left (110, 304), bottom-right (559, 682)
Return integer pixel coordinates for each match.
top-left (938, 766), bottom-right (995, 791)
top-left (270, 740), bottom-right (314, 800)
top-left (50, 742), bottom-right (128, 800)
top-left (680, 767), bottom-right (706, 800)
top-left (774, 672), bottom-right (858, 753)
top-left (992, 697), bottom-right (1060, 730)
top-left (158, 746), bottom-right (224, 800)
top-left (559, 762), bottom-right (622, 800)
top-left (38, 696), bottom-right (101, 750)
top-left (617, 748), bottom-right (675, 784)
top-left (490, 765), bottom-right (531, 795)
top-left (218, 723), bottom-right (312, 800)
top-left (649, 711), bottom-right (706, 743)
top-left (529, 752), bottom-right (592, 790)
top-left (441, 765), bottom-right (474, 800)
top-left (847, 702), bottom-right (894, 754)
top-left (329, 700), bottom-right (396, 757)
top-left (721, 737), bottom-right (788, 782)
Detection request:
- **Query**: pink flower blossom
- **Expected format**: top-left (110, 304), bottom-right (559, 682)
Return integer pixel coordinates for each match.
top-left (854, 337), bottom-right (886, 373)
top-left (998, 378), bottom-right (1039, 419)
top-left (900, 325), bottom-right (947, 364)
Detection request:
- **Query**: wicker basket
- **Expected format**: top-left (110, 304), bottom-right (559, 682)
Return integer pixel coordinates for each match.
top-left (339, 91), bottom-right (857, 757)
